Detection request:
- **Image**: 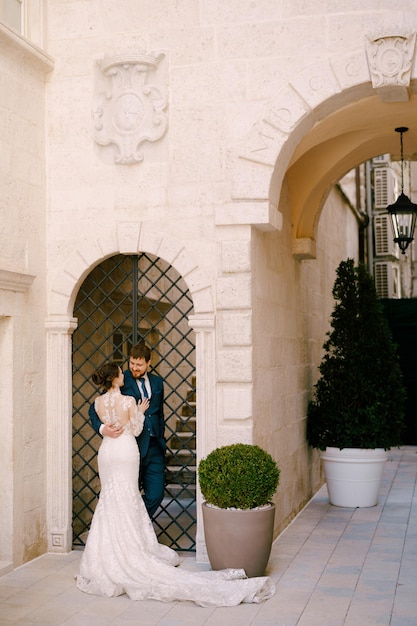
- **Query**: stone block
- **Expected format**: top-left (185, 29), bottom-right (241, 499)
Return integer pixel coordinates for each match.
top-left (154, 27), bottom-right (215, 67)
top-left (183, 266), bottom-right (211, 293)
top-left (191, 287), bottom-right (214, 314)
top-left (331, 49), bottom-right (372, 92)
top-left (220, 239), bottom-right (251, 273)
top-left (219, 384), bottom-right (253, 421)
top-left (170, 61), bottom-right (246, 108)
top-left (219, 311), bottom-right (252, 346)
top-left (217, 348), bottom-right (252, 382)
top-left (217, 274), bottom-right (251, 309)
top-left (117, 222), bottom-right (141, 253)
top-left (290, 61), bottom-right (341, 111)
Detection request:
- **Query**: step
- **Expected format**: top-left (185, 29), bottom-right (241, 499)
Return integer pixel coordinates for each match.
top-left (175, 415), bottom-right (196, 432)
top-left (180, 402), bottom-right (196, 418)
top-left (169, 431), bottom-right (196, 450)
top-left (166, 451), bottom-right (196, 467)
top-left (165, 465), bottom-right (196, 485)
top-left (164, 483), bottom-right (196, 500)
top-left (165, 462), bottom-right (197, 473)
top-left (185, 390), bottom-right (196, 403)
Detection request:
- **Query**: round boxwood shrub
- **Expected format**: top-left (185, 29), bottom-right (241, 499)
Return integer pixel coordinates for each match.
top-left (198, 443), bottom-right (280, 510)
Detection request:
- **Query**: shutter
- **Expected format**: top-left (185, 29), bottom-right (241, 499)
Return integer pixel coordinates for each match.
top-left (374, 167), bottom-right (392, 209)
top-left (374, 262), bottom-right (401, 298)
top-left (374, 214), bottom-right (398, 257)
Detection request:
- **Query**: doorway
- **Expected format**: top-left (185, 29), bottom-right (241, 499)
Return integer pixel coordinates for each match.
top-left (382, 298), bottom-right (417, 444)
top-left (71, 253), bottom-right (197, 551)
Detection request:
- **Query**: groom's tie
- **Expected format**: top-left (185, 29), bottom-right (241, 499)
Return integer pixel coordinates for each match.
top-left (139, 377), bottom-right (149, 399)
top-left (140, 377), bottom-right (154, 437)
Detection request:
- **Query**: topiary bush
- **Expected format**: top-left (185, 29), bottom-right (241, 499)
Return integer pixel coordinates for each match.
top-left (307, 258), bottom-right (406, 451)
top-left (198, 443), bottom-right (280, 509)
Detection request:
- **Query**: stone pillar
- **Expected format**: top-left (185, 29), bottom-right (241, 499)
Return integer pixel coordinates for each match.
top-left (45, 316), bottom-right (77, 553)
top-left (188, 313), bottom-right (216, 562)
top-left (0, 270), bottom-right (35, 572)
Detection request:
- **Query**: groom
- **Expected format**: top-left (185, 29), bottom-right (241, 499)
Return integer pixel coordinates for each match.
top-left (89, 341), bottom-right (167, 518)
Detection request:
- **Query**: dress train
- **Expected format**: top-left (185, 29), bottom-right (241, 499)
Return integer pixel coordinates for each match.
top-left (76, 409), bottom-right (275, 607)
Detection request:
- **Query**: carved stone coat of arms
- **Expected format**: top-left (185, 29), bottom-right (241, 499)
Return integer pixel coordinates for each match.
top-left (92, 52), bottom-right (168, 164)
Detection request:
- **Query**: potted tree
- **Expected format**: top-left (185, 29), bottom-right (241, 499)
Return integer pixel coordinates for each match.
top-left (307, 258), bottom-right (406, 507)
top-left (198, 443), bottom-right (280, 577)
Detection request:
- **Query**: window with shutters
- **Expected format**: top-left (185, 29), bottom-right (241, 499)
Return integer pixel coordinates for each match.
top-left (374, 214), bottom-right (398, 258)
top-left (373, 166), bottom-right (393, 209)
top-left (374, 262), bottom-right (401, 299)
top-left (374, 214), bottom-right (390, 256)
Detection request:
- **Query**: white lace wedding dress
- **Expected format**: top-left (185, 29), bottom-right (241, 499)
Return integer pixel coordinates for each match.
top-left (75, 391), bottom-right (275, 607)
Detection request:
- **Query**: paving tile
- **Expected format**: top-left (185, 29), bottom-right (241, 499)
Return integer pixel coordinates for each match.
top-left (1, 447), bottom-right (417, 625)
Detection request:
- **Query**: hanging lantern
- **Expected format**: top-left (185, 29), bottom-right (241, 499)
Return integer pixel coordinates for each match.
top-left (386, 127), bottom-right (417, 254)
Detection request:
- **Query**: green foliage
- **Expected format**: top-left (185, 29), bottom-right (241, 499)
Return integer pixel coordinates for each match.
top-left (307, 259), bottom-right (406, 451)
top-left (198, 443), bottom-right (280, 509)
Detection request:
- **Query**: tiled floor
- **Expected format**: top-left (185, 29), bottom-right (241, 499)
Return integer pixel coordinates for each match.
top-left (1, 446), bottom-right (416, 625)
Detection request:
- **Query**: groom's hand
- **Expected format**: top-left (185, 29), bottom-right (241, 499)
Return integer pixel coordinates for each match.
top-left (102, 423), bottom-right (123, 438)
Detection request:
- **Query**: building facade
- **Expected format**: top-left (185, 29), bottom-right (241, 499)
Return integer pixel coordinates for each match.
top-left (1, 1), bottom-right (416, 571)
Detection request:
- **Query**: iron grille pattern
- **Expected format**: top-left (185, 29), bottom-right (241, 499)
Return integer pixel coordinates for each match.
top-left (72, 254), bottom-right (196, 551)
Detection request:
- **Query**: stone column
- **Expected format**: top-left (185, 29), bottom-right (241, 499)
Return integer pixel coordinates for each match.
top-left (188, 313), bottom-right (215, 562)
top-left (45, 316), bottom-right (77, 553)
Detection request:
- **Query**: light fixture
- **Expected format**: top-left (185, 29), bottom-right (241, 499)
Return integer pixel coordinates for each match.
top-left (386, 126), bottom-right (417, 254)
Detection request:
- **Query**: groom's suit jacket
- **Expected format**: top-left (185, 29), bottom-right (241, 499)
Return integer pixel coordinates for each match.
top-left (89, 368), bottom-right (167, 458)
top-left (121, 369), bottom-right (167, 456)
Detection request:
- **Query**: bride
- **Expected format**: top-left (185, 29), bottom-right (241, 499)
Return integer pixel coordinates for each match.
top-left (76, 362), bottom-right (275, 607)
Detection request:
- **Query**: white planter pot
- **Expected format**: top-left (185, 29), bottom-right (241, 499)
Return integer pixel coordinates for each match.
top-left (320, 447), bottom-right (389, 508)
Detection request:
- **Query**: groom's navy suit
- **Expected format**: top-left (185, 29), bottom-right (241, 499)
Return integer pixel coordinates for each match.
top-left (121, 369), bottom-right (167, 456)
top-left (89, 368), bottom-right (167, 518)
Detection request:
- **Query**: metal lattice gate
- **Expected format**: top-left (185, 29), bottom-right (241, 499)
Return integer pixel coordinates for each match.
top-left (72, 253), bottom-right (196, 551)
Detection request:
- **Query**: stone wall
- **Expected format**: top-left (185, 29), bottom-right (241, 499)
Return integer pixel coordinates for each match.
top-left (0, 21), bottom-right (53, 570)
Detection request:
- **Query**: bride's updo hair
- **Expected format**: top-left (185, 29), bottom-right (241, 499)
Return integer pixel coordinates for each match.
top-left (92, 362), bottom-right (120, 389)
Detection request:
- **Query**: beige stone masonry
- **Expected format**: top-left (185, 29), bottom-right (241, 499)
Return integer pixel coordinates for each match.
top-left (0, 271), bottom-right (35, 572)
top-left (219, 311), bottom-right (252, 347)
top-left (215, 201), bottom-right (283, 231)
top-left (0, 21), bottom-right (53, 73)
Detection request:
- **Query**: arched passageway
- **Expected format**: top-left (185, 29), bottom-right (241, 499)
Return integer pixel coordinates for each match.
top-left (286, 95), bottom-right (417, 249)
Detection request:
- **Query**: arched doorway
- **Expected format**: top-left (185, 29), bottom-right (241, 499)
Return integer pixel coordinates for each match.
top-left (71, 253), bottom-right (197, 551)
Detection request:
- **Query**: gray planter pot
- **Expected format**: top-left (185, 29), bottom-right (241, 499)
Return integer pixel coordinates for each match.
top-left (202, 502), bottom-right (275, 578)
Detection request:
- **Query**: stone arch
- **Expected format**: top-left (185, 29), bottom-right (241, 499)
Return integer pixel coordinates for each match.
top-left (229, 39), bottom-right (417, 259)
top-left (46, 224), bottom-right (215, 554)
top-left (48, 222), bottom-right (214, 318)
